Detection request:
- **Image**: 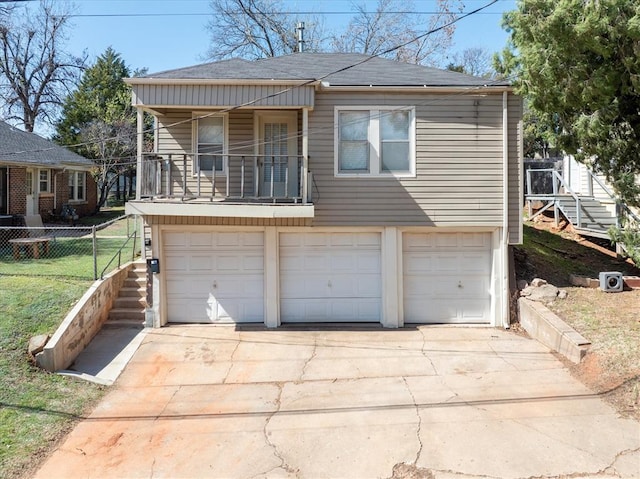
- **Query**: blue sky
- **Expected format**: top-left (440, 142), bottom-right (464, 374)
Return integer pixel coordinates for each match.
top-left (60, 0), bottom-right (516, 73)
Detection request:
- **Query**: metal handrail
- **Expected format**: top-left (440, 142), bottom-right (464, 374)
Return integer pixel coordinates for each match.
top-left (99, 229), bottom-right (138, 280)
top-left (551, 169), bottom-right (583, 227)
top-left (526, 168), bottom-right (583, 227)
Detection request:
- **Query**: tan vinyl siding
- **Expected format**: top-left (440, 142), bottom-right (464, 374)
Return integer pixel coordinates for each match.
top-left (133, 84), bottom-right (314, 108)
top-left (507, 94), bottom-right (523, 244)
top-left (149, 216), bottom-right (311, 226)
top-left (308, 92), bottom-right (509, 226)
top-left (156, 110), bottom-right (256, 197)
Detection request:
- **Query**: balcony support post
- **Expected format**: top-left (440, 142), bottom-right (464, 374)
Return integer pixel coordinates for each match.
top-left (302, 108), bottom-right (309, 204)
top-left (225, 156), bottom-right (230, 198)
top-left (135, 109), bottom-right (144, 200)
top-left (182, 154), bottom-right (187, 200)
top-left (240, 156), bottom-right (245, 198)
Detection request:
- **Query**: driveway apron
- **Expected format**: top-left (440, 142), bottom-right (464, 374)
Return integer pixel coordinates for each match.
top-left (34, 326), bottom-right (640, 479)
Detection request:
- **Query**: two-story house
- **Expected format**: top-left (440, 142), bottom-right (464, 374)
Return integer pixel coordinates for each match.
top-left (125, 53), bottom-right (522, 329)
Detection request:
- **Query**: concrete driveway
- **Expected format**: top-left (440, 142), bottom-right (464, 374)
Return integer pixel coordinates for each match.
top-left (35, 325), bottom-right (640, 479)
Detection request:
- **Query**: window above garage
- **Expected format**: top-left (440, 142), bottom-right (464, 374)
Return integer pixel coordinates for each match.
top-left (334, 106), bottom-right (416, 178)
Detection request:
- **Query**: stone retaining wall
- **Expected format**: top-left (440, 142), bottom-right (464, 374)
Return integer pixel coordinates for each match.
top-left (36, 263), bottom-right (134, 372)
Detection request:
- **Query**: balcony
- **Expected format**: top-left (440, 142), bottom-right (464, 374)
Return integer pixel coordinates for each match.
top-left (126, 153), bottom-right (314, 218)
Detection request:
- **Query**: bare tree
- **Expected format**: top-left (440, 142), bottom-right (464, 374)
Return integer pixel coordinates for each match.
top-left (204, 0), bottom-right (325, 60)
top-left (331, 0), bottom-right (462, 66)
top-left (81, 118), bottom-right (137, 211)
top-left (0, 0), bottom-right (85, 132)
top-left (446, 47), bottom-right (496, 78)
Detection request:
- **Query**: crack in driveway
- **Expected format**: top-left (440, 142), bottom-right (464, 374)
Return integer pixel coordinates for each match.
top-left (259, 382), bottom-right (298, 478)
top-left (402, 376), bottom-right (424, 465)
top-left (299, 338), bottom-right (317, 382)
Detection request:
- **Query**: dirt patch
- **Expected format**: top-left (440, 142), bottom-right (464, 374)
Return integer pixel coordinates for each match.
top-left (548, 287), bottom-right (640, 421)
top-left (515, 217), bottom-right (640, 421)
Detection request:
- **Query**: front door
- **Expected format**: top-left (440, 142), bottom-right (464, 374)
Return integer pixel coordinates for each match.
top-left (258, 113), bottom-right (298, 198)
top-left (25, 169), bottom-right (37, 216)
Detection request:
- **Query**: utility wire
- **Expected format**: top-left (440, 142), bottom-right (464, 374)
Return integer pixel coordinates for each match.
top-left (0, 0), bottom-right (504, 158)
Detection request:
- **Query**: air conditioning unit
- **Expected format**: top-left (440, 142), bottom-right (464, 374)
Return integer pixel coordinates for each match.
top-left (599, 272), bottom-right (623, 292)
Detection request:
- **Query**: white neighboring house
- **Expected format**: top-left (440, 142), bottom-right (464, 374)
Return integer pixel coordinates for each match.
top-left (124, 52), bottom-right (523, 329)
top-left (563, 155), bottom-right (640, 220)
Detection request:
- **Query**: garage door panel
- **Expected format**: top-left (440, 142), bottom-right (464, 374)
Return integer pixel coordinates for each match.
top-left (404, 232), bottom-right (491, 324)
top-left (190, 232), bottom-right (213, 247)
top-left (281, 299), bottom-right (381, 322)
top-left (459, 299), bottom-right (491, 321)
top-left (212, 299), bottom-right (264, 323)
top-left (188, 255), bottom-right (214, 271)
top-left (280, 232), bottom-right (382, 323)
top-left (212, 277), bottom-right (262, 297)
top-left (461, 253), bottom-right (490, 272)
top-left (166, 277), bottom-right (210, 296)
top-left (164, 232), bottom-right (187, 247)
top-left (168, 299), bottom-right (208, 323)
top-left (280, 277), bottom-right (326, 298)
top-left (165, 254), bottom-right (189, 272)
top-left (164, 231), bottom-right (264, 323)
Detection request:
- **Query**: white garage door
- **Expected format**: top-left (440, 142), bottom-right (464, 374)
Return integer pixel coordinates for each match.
top-left (280, 232), bottom-right (381, 322)
top-left (164, 231), bottom-right (264, 323)
top-left (403, 232), bottom-right (492, 324)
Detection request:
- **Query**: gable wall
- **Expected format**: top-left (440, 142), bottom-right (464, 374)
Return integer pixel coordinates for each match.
top-left (152, 91), bottom-right (522, 233)
top-left (508, 94), bottom-right (523, 244)
top-left (308, 91), bottom-right (511, 227)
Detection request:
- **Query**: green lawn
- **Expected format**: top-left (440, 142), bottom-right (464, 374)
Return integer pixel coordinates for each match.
top-left (0, 212), bottom-right (138, 478)
top-left (0, 214), bottom-right (141, 280)
top-left (0, 276), bottom-right (105, 479)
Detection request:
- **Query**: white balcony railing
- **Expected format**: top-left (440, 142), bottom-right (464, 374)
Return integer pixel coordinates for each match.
top-left (139, 153), bottom-right (311, 204)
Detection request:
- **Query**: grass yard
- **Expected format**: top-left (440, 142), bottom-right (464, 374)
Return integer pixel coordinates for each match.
top-left (0, 212), bottom-right (138, 478)
top-left (515, 219), bottom-right (640, 420)
top-left (0, 276), bottom-right (105, 479)
top-left (0, 211), bottom-right (141, 280)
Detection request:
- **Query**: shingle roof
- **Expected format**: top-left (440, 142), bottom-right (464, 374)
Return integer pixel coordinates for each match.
top-left (142, 53), bottom-right (509, 87)
top-left (0, 121), bottom-right (94, 168)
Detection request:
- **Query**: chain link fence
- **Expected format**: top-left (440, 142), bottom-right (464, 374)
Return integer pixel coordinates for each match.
top-left (0, 215), bottom-right (142, 280)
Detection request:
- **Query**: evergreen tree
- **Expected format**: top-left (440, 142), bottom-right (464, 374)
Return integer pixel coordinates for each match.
top-left (54, 48), bottom-right (136, 210)
top-left (498, 0), bottom-right (640, 206)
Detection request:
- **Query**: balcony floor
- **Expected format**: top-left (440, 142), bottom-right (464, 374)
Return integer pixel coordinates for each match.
top-left (125, 198), bottom-right (314, 218)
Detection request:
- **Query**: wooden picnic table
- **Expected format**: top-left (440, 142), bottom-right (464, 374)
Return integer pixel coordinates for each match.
top-left (9, 237), bottom-right (51, 259)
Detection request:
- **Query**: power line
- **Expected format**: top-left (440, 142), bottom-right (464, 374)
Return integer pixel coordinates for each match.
top-left (1, 0), bottom-right (507, 158)
top-left (66, 11), bottom-right (503, 18)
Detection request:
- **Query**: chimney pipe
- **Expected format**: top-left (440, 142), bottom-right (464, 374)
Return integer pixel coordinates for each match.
top-left (296, 22), bottom-right (305, 53)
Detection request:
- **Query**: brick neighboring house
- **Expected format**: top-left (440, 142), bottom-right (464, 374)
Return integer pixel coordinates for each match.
top-left (0, 121), bottom-right (97, 220)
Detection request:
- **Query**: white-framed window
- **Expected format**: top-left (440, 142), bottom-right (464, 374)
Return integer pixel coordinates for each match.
top-left (38, 169), bottom-right (51, 193)
top-left (334, 106), bottom-right (415, 177)
top-left (68, 171), bottom-right (86, 201)
top-left (193, 113), bottom-right (228, 176)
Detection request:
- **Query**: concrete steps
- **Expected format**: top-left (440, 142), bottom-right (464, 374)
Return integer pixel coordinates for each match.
top-left (106, 263), bottom-right (146, 328)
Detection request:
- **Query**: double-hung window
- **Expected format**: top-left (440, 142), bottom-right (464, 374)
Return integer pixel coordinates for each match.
top-left (194, 114), bottom-right (227, 175)
top-left (38, 169), bottom-right (51, 193)
top-left (335, 107), bottom-right (415, 177)
top-left (68, 171), bottom-right (86, 201)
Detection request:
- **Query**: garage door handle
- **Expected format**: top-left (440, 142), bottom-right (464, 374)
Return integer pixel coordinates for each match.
top-left (328, 280), bottom-right (332, 287)
top-left (213, 280), bottom-right (217, 289)
top-left (458, 281), bottom-right (463, 288)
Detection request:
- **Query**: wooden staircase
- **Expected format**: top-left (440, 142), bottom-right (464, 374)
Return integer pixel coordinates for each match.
top-left (555, 196), bottom-right (618, 239)
top-left (106, 262), bottom-right (147, 328)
